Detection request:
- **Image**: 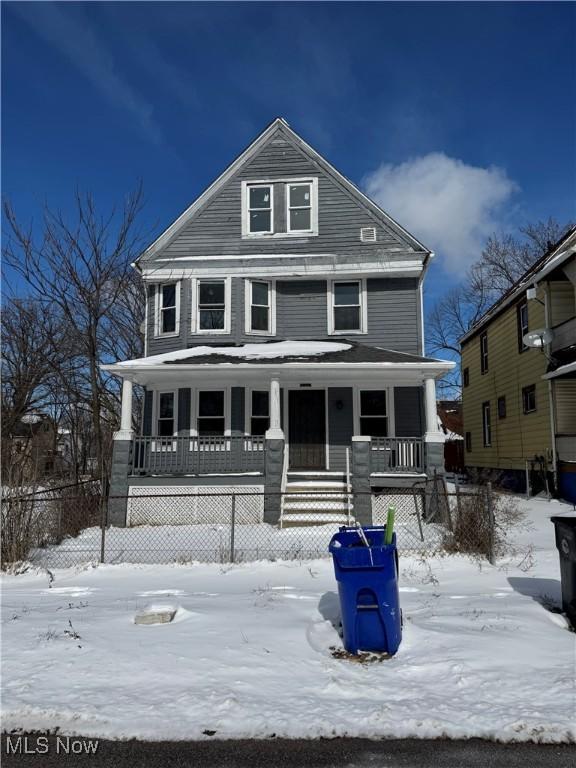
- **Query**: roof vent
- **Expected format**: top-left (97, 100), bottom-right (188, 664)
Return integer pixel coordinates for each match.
top-left (360, 227), bottom-right (376, 242)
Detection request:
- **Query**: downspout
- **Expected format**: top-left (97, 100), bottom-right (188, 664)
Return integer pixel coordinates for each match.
top-left (543, 282), bottom-right (559, 493)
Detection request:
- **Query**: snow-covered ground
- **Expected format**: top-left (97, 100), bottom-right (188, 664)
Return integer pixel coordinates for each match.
top-left (1, 495), bottom-right (574, 742)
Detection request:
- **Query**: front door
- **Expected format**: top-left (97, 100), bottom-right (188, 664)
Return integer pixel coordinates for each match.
top-left (288, 390), bottom-right (326, 469)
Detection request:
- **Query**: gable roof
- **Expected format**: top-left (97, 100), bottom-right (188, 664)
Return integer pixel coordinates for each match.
top-left (459, 225), bottom-right (576, 346)
top-left (136, 117), bottom-right (431, 264)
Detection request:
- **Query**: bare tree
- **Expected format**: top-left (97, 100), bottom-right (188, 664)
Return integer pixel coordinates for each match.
top-left (3, 185), bottom-right (146, 484)
top-left (428, 218), bottom-right (573, 396)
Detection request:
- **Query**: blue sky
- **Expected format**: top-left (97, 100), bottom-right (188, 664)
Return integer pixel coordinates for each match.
top-left (2, 1), bottom-right (575, 306)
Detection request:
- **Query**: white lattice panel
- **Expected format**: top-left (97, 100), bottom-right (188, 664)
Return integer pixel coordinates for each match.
top-left (127, 486), bottom-right (264, 526)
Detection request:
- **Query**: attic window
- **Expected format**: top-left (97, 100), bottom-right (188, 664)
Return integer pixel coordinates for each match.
top-left (248, 185), bottom-right (273, 234)
top-left (360, 227), bottom-right (376, 242)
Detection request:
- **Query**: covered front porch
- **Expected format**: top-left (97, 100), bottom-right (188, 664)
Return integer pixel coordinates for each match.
top-left (104, 340), bottom-right (453, 525)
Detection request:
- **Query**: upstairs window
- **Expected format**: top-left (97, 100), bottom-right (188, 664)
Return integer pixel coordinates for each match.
top-left (193, 278), bottom-right (230, 334)
top-left (250, 391), bottom-right (270, 435)
top-left (359, 390), bottom-right (388, 437)
top-left (497, 395), bottom-right (507, 419)
top-left (247, 184), bottom-right (273, 234)
top-left (156, 392), bottom-right (176, 436)
top-left (463, 367), bottom-right (470, 387)
top-left (330, 280), bottom-right (365, 334)
top-left (156, 282), bottom-right (180, 336)
top-left (246, 280), bottom-right (275, 335)
top-left (287, 182), bottom-right (312, 232)
top-left (480, 331), bottom-right (489, 374)
top-left (517, 302), bottom-right (529, 353)
top-left (197, 391), bottom-right (225, 436)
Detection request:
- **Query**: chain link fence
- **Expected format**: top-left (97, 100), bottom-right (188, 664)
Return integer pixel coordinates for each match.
top-left (1, 481), bottom-right (504, 569)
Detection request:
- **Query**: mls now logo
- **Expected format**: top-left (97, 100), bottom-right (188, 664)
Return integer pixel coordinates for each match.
top-left (5, 736), bottom-right (99, 755)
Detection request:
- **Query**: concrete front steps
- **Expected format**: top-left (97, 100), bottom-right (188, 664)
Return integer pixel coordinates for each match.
top-left (281, 474), bottom-right (354, 528)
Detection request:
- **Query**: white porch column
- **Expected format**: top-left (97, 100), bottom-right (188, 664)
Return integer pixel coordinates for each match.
top-left (424, 376), bottom-right (444, 442)
top-left (114, 378), bottom-right (134, 441)
top-left (265, 377), bottom-right (284, 439)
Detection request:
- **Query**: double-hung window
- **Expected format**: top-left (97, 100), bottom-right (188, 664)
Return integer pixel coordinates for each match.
top-left (250, 391), bottom-right (270, 435)
top-left (156, 283), bottom-right (179, 336)
top-left (247, 184), bottom-right (273, 234)
top-left (482, 401), bottom-right (491, 447)
top-left (156, 392), bottom-right (176, 437)
top-left (287, 182), bottom-right (312, 233)
top-left (517, 302), bottom-right (529, 353)
top-left (193, 279), bottom-right (229, 334)
top-left (246, 280), bottom-right (274, 334)
top-left (480, 331), bottom-right (489, 374)
top-left (359, 390), bottom-right (388, 437)
top-left (197, 391), bottom-right (225, 436)
top-left (330, 280), bottom-right (365, 333)
top-left (522, 384), bottom-right (537, 414)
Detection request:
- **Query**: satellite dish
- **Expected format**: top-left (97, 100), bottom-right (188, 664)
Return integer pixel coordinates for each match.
top-left (523, 328), bottom-right (554, 348)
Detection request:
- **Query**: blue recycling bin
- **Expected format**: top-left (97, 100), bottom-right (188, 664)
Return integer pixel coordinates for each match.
top-left (329, 526), bottom-right (401, 655)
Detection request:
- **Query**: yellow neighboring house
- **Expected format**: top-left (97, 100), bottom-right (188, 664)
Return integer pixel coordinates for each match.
top-left (460, 226), bottom-right (576, 500)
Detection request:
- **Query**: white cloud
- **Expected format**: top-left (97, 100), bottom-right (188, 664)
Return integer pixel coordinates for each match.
top-left (364, 153), bottom-right (518, 275)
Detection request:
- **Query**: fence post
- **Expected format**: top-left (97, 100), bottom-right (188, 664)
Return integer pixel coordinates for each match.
top-left (454, 474), bottom-right (462, 531)
top-left (486, 482), bottom-right (495, 565)
top-left (525, 460), bottom-right (531, 500)
top-left (230, 493), bottom-right (236, 564)
top-left (100, 497), bottom-right (107, 565)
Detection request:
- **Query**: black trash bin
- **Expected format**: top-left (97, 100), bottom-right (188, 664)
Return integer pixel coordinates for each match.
top-left (551, 513), bottom-right (576, 629)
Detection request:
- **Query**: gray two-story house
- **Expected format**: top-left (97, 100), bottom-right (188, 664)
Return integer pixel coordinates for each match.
top-left (104, 118), bottom-right (453, 527)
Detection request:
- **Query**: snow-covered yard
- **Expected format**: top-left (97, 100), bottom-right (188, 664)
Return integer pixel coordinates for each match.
top-left (1, 495), bottom-right (574, 742)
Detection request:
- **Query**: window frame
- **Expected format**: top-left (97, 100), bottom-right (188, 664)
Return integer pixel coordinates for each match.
top-left (463, 367), bottom-right (470, 388)
top-left (328, 278), bottom-right (368, 335)
top-left (154, 282), bottom-right (180, 338)
top-left (151, 390), bottom-right (178, 451)
top-left (286, 181), bottom-right (313, 234)
top-left (246, 389), bottom-right (271, 438)
top-left (522, 384), bottom-right (537, 414)
top-left (517, 301), bottom-right (529, 353)
top-left (482, 401), bottom-right (492, 447)
top-left (190, 387), bottom-right (231, 448)
top-left (247, 183), bottom-right (274, 236)
top-left (480, 331), bottom-right (489, 374)
top-left (191, 277), bottom-right (231, 335)
top-left (354, 386), bottom-right (395, 438)
top-left (497, 395), bottom-right (507, 419)
top-left (244, 279), bottom-right (276, 336)
top-left (241, 178), bottom-right (318, 238)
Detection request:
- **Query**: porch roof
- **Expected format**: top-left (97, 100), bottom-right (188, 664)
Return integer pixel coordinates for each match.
top-left (103, 339), bottom-right (454, 383)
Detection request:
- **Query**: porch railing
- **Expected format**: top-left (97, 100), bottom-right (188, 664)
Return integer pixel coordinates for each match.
top-left (370, 437), bottom-right (424, 473)
top-left (131, 435), bottom-right (266, 476)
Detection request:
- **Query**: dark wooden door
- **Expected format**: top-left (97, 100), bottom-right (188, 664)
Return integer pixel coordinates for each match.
top-left (288, 390), bottom-right (326, 469)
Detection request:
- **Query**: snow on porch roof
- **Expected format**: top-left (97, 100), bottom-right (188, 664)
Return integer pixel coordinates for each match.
top-left (112, 340), bottom-right (444, 368)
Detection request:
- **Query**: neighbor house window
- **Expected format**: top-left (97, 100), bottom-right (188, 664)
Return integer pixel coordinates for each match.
top-left (517, 302), bottom-right (529, 353)
top-left (246, 280), bottom-right (274, 334)
top-left (197, 391), bottom-right (225, 436)
top-left (522, 384), bottom-right (537, 414)
top-left (193, 279), bottom-right (230, 334)
top-left (359, 390), bottom-right (387, 437)
top-left (156, 282), bottom-right (180, 336)
top-left (247, 184), bottom-right (273, 234)
top-left (156, 392), bottom-right (176, 436)
top-left (330, 280), bottom-right (365, 333)
top-left (497, 395), bottom-right (507, 419)
top-left (480, 331), bottom-right (489, 374)
top-left (287, 182), bottom-right (312, 232)
top-left (465, 432), bottom-right (472, 452)
top-left (482, 401), bottom-right (491, 447)
top-left (463, 367), bottom-right (470, 387)
top-left (250, 391), bottom-right (270, 435)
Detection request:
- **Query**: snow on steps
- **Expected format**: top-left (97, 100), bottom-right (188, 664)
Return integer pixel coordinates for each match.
top-left (281, 479), bottom-right (353, 528)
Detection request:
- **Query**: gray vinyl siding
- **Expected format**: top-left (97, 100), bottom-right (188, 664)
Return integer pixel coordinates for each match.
top-left (147, 128), bottom-right (420, 263)
top-left (394, 387), bottom-right (424, 437)
top-left (328, 387), bottom-right (354, 471)
top-left (147, 276), bottom-right (420, 355)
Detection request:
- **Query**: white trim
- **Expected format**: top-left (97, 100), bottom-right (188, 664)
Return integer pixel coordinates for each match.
top-left (190, 386), bottom-right (231, 441)
top-left (242, 182), bottom-right (274, 238)
top-left (153, 251), bottom-right (422, 263)
top-left (482, 401), bottom-right (492, 447)
top-left (244, 278), bottom-right (277, 336)
top-left (154, 281), bottom-right (180, 339)
top-left (191, 277), bottom-right (231, 335)
top-left (353, 386), bottom-right (395, 438)
top-left (284, 386), bottom-right (329, 470)
top-left (418, 278), bottom-right (425, 356)
top-left (327, 278), bottom-right (367, 335)
top-left (285, 178), bottom-right (318, 236)
top-left (144, 287), bottom-right (149, 356)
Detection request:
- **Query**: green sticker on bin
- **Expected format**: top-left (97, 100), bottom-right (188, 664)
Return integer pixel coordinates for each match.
top-left (385, 507), bottom-right (395, 545)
